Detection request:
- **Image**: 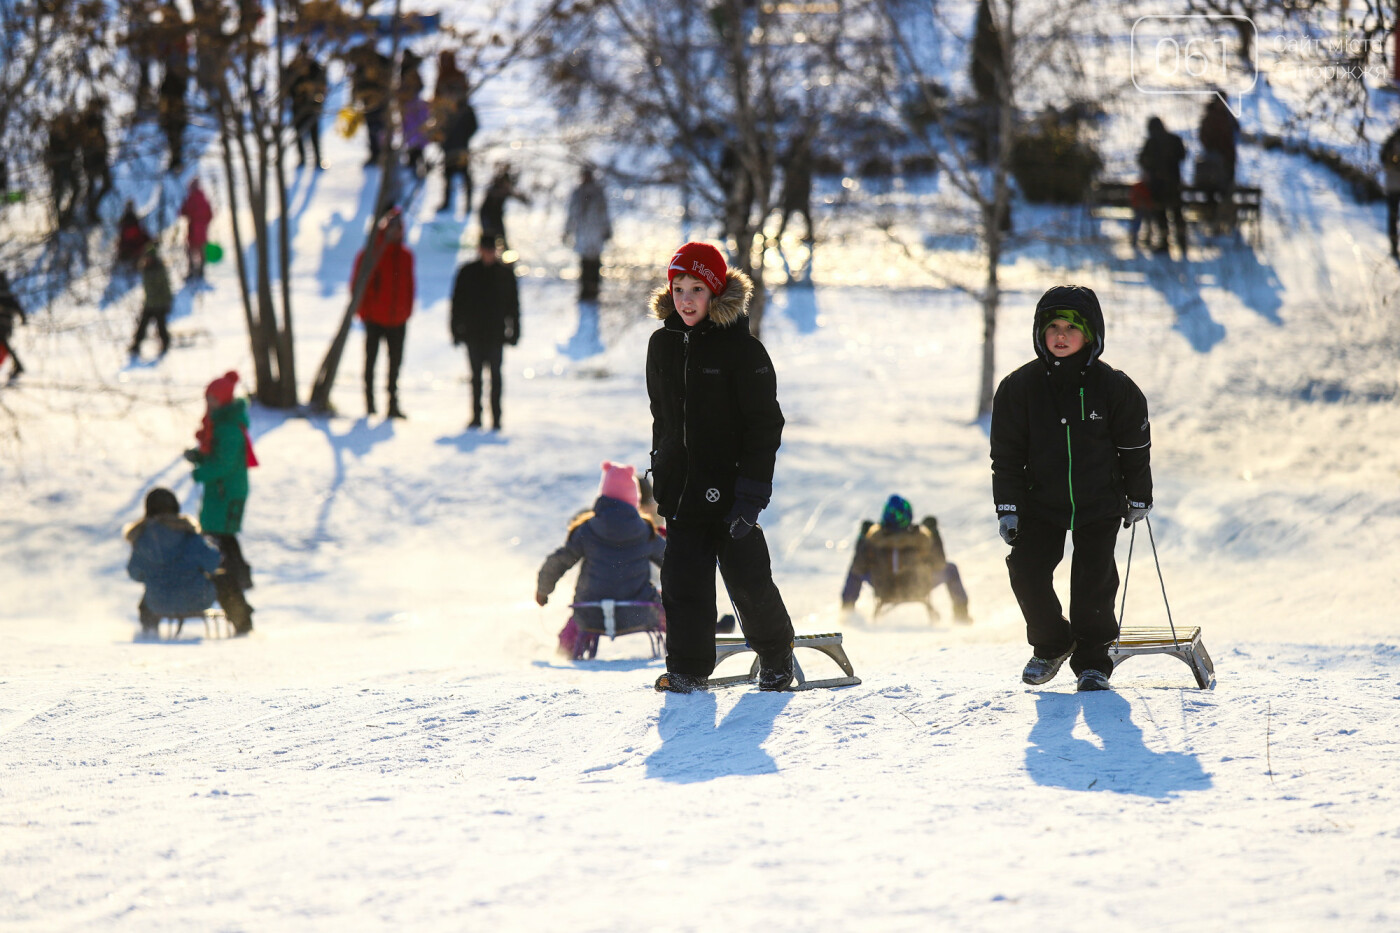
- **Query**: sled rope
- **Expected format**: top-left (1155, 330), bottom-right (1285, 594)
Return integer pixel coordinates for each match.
top-left (1115, 516), bottom-right (1180, 648)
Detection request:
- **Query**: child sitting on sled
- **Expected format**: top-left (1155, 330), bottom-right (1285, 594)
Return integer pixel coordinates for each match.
top-left (841, 493), bottom-right (971, 621)
top-left (536, 462), bottom-right (667, 660)
top-left (124, 487), bottom-right (223, 637)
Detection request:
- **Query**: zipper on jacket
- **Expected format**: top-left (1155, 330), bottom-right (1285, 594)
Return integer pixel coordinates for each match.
top-left (1065, 421), bottom-right (1076, 531)
top-left (676, 330), bottom-right (692, 509)
top-left (1079, 387), bottom-right (1085, 422)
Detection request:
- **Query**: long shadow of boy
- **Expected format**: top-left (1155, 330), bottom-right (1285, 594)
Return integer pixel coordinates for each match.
top-left (1025, 691), bottom-right (1212, 798)
top-left (646, 691), bottom-right (793, 784)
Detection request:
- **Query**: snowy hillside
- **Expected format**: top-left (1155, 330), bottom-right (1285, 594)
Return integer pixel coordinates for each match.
top-left (4, 6), bottom-right (1400, 930)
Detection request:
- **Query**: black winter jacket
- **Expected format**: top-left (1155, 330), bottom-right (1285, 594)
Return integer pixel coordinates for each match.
top-left (536, 495), bottom-right (666, 604)
top-left (645, 271), bottom-right (785, 522)
top-left (450, 259), bottom-right (519, 346)
top-left (990, 285), bottom-right (1152, 530)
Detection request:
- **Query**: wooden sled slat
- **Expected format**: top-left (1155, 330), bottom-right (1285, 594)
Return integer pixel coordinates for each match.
top-left (1109, 626), bottom-right (1215, 689)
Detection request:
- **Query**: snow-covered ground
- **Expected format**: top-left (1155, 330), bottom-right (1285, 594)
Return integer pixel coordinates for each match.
top-left (4, 13), bottom-right (1400, 929)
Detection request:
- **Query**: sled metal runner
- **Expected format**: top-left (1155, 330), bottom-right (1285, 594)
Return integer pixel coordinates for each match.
top-left (708, 633), bottom-right (862, 691)
top-left (1110, 517), bottom-right (1216, 689)
top-left (160, 609), bottom-right (230, 640)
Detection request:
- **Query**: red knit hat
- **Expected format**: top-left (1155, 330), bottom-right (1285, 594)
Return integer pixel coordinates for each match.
top-left (598, 461), bottom-right (640, 508)
top-left (206, 370), bottom-right (240, 407)
top-left (667, 242), bottom-right (727, 294)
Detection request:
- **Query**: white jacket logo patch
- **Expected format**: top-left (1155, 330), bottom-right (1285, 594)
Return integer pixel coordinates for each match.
top-left (705, 488), bottom-right (721, 503)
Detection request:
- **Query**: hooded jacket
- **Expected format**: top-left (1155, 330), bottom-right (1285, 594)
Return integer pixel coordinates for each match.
top-left (125, 513), bottom-right (223, 618)
top-left (1139, 117), bottom-right (1186, 191)
top-left (990, 285), bottom-right (1152, 530)
top-left (645, 270), bottom-right (784, 522)
top-left (450, 258), bottom-right (519, 345)
top-left (537, 495), bottom-right (666, 605)
top-left (191, 398), bottom-right (252, 534)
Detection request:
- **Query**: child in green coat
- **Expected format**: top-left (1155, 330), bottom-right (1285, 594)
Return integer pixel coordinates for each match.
top-left (186, 370), bottom-right (258, 634)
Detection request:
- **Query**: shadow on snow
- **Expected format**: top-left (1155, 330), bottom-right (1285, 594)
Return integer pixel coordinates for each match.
top-left (645, 690), bottom-right (793, 784)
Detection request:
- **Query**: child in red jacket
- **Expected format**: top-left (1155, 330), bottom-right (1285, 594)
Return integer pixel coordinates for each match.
top-left (352, 207), bottom-right (415, 418)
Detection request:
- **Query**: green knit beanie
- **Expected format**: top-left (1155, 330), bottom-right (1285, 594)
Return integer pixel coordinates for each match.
top-left (1043, 308), bottom-right (1095, 345)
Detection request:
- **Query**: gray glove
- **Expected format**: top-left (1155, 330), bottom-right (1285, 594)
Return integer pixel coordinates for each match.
top-left (998, 514), bottom-right (1019, 546)
top-left (1123, 501), bottom-right (1151, 528)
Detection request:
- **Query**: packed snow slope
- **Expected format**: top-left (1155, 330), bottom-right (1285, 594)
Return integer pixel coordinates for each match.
top-left (4, 53), bottom-right (1400, 933)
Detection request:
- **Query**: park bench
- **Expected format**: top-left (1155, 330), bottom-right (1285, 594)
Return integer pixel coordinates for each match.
top-left (1090, 181), bottom-right (1262, 247)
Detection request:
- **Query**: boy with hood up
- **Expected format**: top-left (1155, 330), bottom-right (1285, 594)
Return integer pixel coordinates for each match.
top-left (990, 285), bottom-right (1153, 692)
top-left (645, 242), bottom-right (795, 693)
top-left (535, 462), bottom-right (667, 660)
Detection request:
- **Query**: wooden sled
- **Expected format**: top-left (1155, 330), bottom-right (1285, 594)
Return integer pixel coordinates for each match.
top-left (160, 609), bottom-right (230, 640)
top-left (709, 632), bottom-right (862, 691)
top-left (1110, 518), bottom-right (1215, 689)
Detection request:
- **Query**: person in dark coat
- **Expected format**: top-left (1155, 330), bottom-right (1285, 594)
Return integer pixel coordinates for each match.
top-left (0, 271), bottom-right (27, 381)
top-left (1138, 116), bottom-right (1187, 258)
top-left (158, 67), bottom-right (188, 170)
top-left (125, 486), bottom-right (223, 637)
top-left (478, 163), bottom-right (529, 250)
top-left (449, 233), bottom-right (519, 430)
top-left (776, 130), bottom-right (814, 243)
top-left (285, 41), bottom-right (327, 170)
top-left (116, 200), bottom-right (154, 269)
top-left (130, 245), bottom-right (174, 358)
top-left (536, 462), bottom-right (667, 659)
top-left (1197, 98), bottom-right (1240, 232)
top-left (990, 284), bottom-right (1153, 692)
top-left (80, 99), bottom-right (112, 222)
top-left (435, 94), bottom-right (479, 215)
top-left (348, 43), bottom-right (391, 166)
top-left (47, 112), bottom-right (81, 227)
top-left (1380, 125), bottom-right (1400, 259)
top-left (646, 242), bottom-right (794, 693)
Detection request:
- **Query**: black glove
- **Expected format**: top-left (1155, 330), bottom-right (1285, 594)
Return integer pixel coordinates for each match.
top-left (535, 591), bottom-right (548, 607)
top-left (1123, 500), bottom-right (1151, 528)
top-left (998, 514), bottom-right (1019, 546)
top-left (504, 322), bottom-right (518, 346)
top-left (183, 447), bottom-right (202, 464)
top-left (725, 477), bottom-right (771, 540)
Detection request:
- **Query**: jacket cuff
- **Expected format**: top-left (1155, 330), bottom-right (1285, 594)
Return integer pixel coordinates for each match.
top-left (996, 502), bottom-right (1017, 517)
top-left (734, 476), bottom-right (772, 507)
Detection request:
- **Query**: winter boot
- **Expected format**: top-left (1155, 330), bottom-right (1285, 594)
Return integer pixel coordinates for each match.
top-left (758, 644), bottom-right (795, 692)
top-left (953, 603), bottom-right (972, 624)
top-left (1021, 642), bottom-right (1075, 686)
top-left (1076, 669), bottom-right (1112, 692)
top-left (365, 386), bottom-right (376, 416)
top-left (387, 394), bottom-right (405, 419)
top-left (654, 671), bottom-right (708, 693)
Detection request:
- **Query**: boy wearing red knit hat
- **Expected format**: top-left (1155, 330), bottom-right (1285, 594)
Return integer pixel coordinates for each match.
top-left (646, 243), bottom-right (795, 692)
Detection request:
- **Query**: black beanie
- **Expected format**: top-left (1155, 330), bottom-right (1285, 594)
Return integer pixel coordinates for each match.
top-left (144, 487), bottom-right (180, 518)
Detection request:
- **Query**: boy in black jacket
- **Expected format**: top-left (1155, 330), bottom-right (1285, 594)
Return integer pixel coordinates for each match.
top-left (449, 234), bottom-right (520, 430)
top-left (646, 242), bottom-right (795, 693)
top-left (990, 285), bottom-right (1152, 692)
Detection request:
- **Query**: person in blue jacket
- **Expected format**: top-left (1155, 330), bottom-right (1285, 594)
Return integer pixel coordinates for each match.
top-left (536, 462), bottom-right (666, 659)
top-left (124, 487), bottom-right (223, 637)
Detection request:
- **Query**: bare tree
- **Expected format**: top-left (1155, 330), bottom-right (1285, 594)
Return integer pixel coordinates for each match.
top-left (539, 0), bottom-right (894, 337)
top-left (876, 0), bottom-right (1096, 418)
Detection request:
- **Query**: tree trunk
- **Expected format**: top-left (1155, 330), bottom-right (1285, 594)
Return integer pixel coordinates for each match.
top-left (218, 101), bottom-right (270, 392)
top-left (308, 0), bottom-right (406, 413)
top-left (272, 0), bottom-right (298, 409)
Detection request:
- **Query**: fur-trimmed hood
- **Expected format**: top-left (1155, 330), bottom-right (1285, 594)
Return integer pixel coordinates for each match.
top-left (648, 269), bottom-right (754, 329)
top-left (124, 512), bottom-right (202, 544)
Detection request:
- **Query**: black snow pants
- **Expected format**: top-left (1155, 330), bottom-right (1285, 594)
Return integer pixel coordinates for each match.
top-left (660, 517), bottom-right (795, 678)
top-left (1006, 514), bottom-right (1121, 677)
